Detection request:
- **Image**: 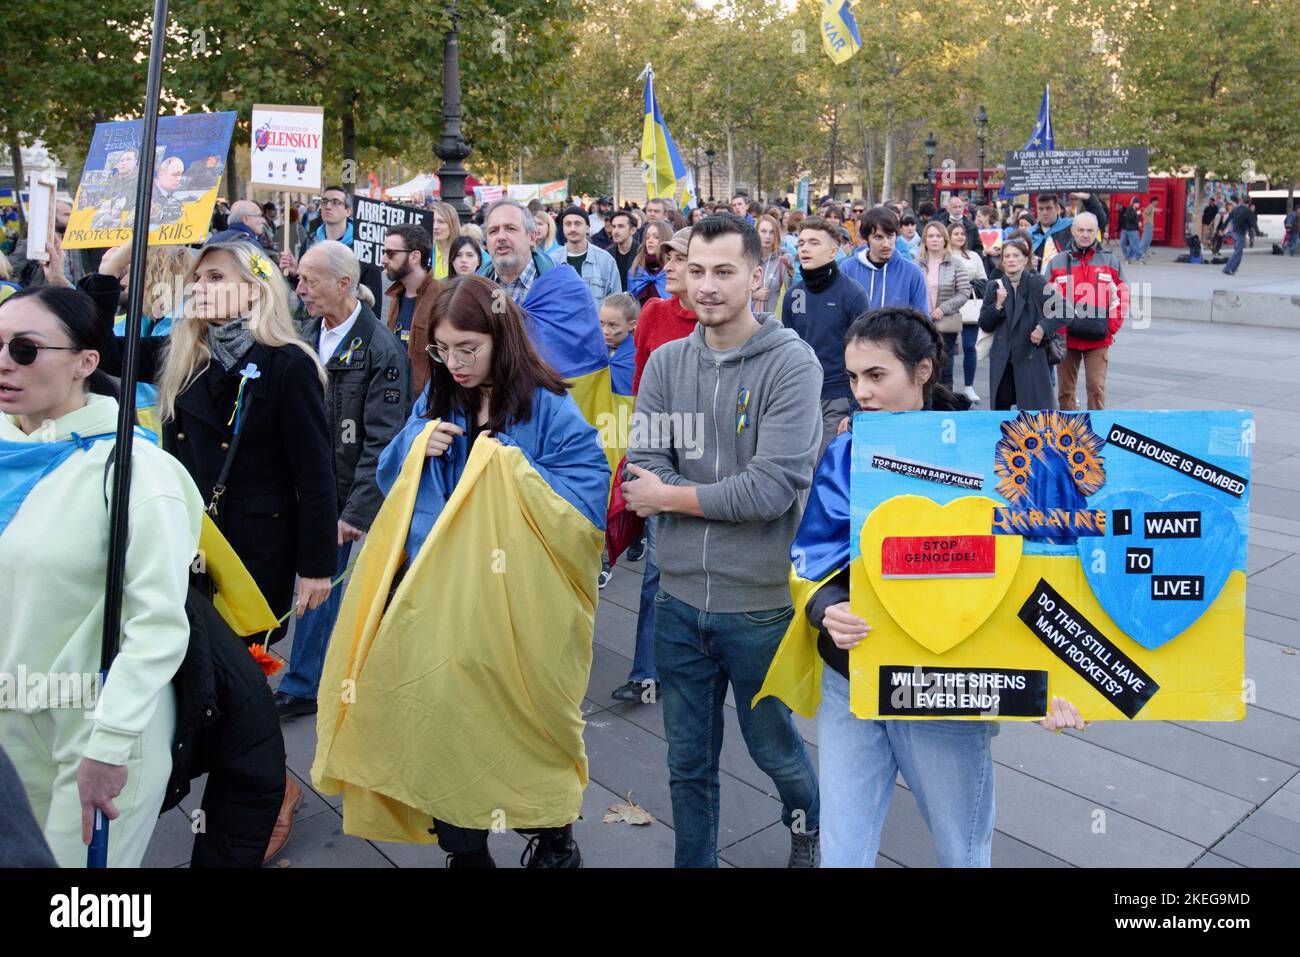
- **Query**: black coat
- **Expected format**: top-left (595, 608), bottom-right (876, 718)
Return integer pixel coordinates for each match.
top-left (300, 303), bottom-right (411, 529)
top-left (83, 274), bottom-right (338, 637)
top-left (165, 588), bottom-right (286, 867)
top-left (979, 272), bottom-right (1059, 411)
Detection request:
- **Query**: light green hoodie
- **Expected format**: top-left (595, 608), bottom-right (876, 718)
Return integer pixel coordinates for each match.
top-left (0, 393), bottom-right (203, 764)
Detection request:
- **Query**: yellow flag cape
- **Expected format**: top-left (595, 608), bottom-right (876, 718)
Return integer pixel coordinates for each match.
top-left (312, 421), bottom-right (604, 841)
top-left (198, 514), bottom-right (279, 637)
top-left (752, 566), bottom-right (840, 719)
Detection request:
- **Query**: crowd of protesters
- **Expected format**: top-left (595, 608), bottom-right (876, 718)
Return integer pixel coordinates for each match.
top-left (1, 166), bottom-right (1182, 872)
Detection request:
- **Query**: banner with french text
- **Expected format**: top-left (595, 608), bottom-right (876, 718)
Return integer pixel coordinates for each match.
top-left (849, 410), bottom-right (1251, 721)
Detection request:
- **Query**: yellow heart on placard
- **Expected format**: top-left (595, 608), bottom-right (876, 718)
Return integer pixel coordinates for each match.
top-left (860, 494), bottom-right (1022, 655)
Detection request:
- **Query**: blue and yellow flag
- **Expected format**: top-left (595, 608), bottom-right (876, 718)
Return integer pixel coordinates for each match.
top-left (754, 432), bottom-right (854, 717)
top-left (313, 420), bottom-right (605, 840)
top-left (640, 64), bottom-right (695, 211)
top-left (522, 267), bottom-right (627, 477)
top-left (820, 0), bottom-right (862, 65)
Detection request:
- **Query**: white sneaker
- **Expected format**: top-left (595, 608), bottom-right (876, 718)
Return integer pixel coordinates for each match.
top-left (961, 385), bottom-right (981, 404)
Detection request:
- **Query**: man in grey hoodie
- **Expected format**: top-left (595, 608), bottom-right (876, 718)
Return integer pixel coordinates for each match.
top-left (623, 214), bottom-right (823, 868)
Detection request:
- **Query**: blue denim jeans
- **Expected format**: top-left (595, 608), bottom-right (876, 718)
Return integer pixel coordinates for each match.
top-left (1224, 229), bottom-right (1246, 273)
top-left (1138, 223), bottom-right (1154, 258)
top-left (817, 666), bottom-right (995, 867)
top-left (655, 590), bottom-right (819, 867)
top-left (628, 516), bottom-right (658, 683)
top-left (960, 323), bottom-right (978, 388)
top-left (278, 542), bottom-right (352, 701)
top-left (1121, 229), bottom-right (1141, 261)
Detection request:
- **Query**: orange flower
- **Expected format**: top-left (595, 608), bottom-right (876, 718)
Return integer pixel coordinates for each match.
top-left (249, 642), bottom-right (283, 677)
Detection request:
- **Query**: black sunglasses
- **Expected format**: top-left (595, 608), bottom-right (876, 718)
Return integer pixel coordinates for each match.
top-left (0, 336), bottom-right (82, 366)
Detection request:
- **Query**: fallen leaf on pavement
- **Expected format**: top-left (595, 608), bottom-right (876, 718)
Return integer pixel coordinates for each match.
top-left (603, 790), bottom-right (654, 826)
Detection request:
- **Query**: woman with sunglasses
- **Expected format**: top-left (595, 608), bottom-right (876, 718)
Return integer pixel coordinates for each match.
top-left (0, 286), bottom-right (203, 866)
top-left (338, 275), bottom-right (609, 869)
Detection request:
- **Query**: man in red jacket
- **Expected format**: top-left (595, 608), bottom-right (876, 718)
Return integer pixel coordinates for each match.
top-left (1046, 212), bottom-right (1128, 410)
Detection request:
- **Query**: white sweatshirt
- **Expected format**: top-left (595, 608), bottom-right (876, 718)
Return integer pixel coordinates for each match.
top-left (0, 393), bottom-right (202, 764)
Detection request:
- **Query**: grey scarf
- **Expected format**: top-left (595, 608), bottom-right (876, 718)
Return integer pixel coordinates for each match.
top-left (207, 320), bottom-right (256, 373)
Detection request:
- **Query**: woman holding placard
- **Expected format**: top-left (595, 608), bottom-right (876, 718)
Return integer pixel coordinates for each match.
top-left (756, 306), bottom-right (1085, 867)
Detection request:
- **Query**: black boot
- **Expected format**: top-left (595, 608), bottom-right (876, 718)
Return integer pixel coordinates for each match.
top-left (446, 847), bottom-right (496, 869)
top-left (520, 826), bottom-right (582, 868)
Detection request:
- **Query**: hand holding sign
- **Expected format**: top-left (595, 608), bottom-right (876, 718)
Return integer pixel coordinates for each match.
top-left (824, 602), bottom-right (871, 650)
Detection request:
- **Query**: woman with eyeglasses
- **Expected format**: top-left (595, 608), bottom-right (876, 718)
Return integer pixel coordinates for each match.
top-left (0, 286), bottom-right (203, 866)
top-left (335, 274), bottom-right (609, 869)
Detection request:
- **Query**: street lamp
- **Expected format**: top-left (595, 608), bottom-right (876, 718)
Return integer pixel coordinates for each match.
top-left (433, 0), bottom-right (472, 224)
top-left (924, 132), bottom-right (937, 182)
top-left (705, 148), bottom-right (715, 203)
top-left (975, 105), bottom-right (988, 199)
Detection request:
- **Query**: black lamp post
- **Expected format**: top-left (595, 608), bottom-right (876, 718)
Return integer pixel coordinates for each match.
top-left (975, 105), bottom-right (988, 199)
top-left (434, 0), bottom-right (472, 224)
top-left (924, 132), bottom-right (937, 182)
top-left (705, 148), bottom-right (715, 203)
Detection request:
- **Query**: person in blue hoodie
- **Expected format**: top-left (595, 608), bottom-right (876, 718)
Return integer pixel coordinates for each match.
top-left (839, 207), bottom-right (930, 315)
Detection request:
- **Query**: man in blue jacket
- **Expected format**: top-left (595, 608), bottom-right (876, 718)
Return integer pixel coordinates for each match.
top-left (839, 206), bottom-right (929, 314)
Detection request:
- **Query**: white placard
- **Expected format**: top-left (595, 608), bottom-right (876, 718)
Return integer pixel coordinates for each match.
top-left (25, 173), bottom-right (57, 262)
top-left (249, 104), bottom-right (324, 192)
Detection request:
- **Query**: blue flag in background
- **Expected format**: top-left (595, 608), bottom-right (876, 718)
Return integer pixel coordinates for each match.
top-left (1000, 84), bottom-right (1054, 200)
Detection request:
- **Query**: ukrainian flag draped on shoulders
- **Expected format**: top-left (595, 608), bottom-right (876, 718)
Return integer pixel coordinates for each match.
top-left (754, 431), bottom-right (853, 717)
top-left (311, 386), bottom-right (609, 842)
top-left (521, 264), bottom-right (628, 477)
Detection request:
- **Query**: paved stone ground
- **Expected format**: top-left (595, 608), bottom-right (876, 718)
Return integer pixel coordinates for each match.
top-left (143, 314), bottom-right (1300, 869)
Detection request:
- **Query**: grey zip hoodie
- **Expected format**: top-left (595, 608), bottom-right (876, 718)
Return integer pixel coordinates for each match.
top-left (630, 316), bottom-right (823, 612)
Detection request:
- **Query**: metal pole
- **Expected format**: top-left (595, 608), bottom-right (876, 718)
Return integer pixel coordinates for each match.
top-left (91, 0), bottom-right (169, 868)
top-left (433, 0), bottom-right (472, 224)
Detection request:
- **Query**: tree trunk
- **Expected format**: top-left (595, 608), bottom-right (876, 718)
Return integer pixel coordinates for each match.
top-left (726, 122), bottom-right (735, 199)
top-left (881, 122), bottom-right (895, 203)
top-left (828, 105), bottom-right (838, 199)
top-left (1287, 182), bottom-right (1295, 216)
top-left (341, 109), bottom-right (357, 198)
top-left (611, 144), bottom-right (619, 204)
top-left (854, 62), bottom-right (873, 205)
top-left (224, 136), bottom-right (241, 202)
top-left (756, 144), bottom-right (762, 202)
top-left (9, 136), bottom-right (25, 230)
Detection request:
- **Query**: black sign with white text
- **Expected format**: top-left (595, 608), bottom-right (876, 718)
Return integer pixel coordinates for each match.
top-left (1017, 579), bottom-right (1159, 719)
top-left (1003, 147), bottom-right (1149, 194)
top-left (351, 197), bottom-right (435, 309)
top-left (877, 665), bottom-right (1048, 718)
top-left (1105, 424), bottom-right (1248, 498)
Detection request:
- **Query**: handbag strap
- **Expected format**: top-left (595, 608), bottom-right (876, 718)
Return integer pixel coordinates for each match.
top-left (207, 391), bottom-right (253, 518)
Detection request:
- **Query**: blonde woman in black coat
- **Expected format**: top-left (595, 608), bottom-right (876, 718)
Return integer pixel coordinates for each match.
top-left (978, 237), bottom-right (1061, 411)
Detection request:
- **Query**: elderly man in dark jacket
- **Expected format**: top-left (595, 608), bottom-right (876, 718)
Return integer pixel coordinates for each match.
top-left (275, 240), bottom-right (411, 718)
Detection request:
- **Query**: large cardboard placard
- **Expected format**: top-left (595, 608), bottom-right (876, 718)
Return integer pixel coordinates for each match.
top-left (849, 410), bottom-right (1251, 721)
top-left (63, 111), bottom-right (237, 249)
